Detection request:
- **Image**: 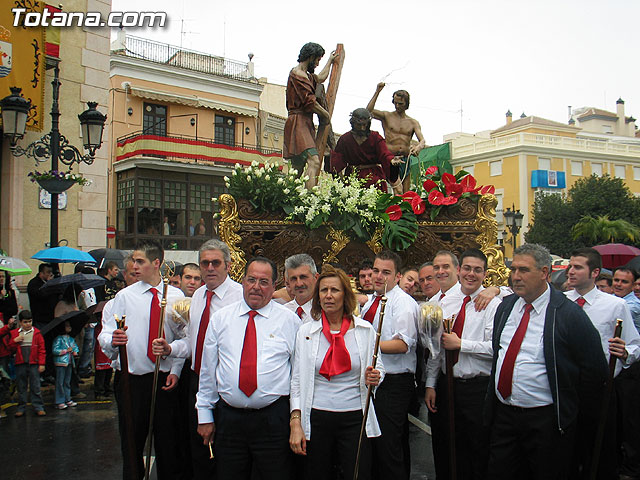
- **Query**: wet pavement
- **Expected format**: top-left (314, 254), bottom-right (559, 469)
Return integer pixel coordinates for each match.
top-left (1, 380), bottom-right (435, 480)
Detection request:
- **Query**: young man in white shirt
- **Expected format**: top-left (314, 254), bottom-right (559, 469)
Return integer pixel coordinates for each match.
top-left (565, 247), bottom-right (639, 479)
top-left (485, 243), bottom-right (608, 480)
top-left (361, 250), bottom-right (419, 480)
top-left (196, 257), bottom-right (300, 480)
top-left (426, 249), bottom-right (500, 480)
top-left (98, 239), bottom-right (185, 480)
top-left (283, 253), bottom-right (318, 324)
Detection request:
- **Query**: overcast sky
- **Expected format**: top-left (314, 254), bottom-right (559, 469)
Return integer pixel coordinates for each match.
top-left (111, 0), bottom-right (640, 145)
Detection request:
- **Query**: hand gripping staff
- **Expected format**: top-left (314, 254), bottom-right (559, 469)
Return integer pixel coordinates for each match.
top-left (353, 283), bottom-right (387, 480)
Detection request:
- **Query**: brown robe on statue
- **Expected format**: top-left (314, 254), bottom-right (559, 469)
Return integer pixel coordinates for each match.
top-left (284, 70), bottom-right (318, 159)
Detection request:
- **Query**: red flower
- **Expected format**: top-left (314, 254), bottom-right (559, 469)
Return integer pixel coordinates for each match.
top-left (401, 191), bottom-right (420, 202)
top-left (425, 166), bottom-right (438, 176)
top-left (428, 190), bottom-right (444, 205)
top-left (411, 197), bottom-right (426, 215)
top-left (480, 185), bottom-right (495, 195)
top-left (446, 182), bottom-right (464, 198)
top-left (441, 172), bottom-right (457, 186)
top-left (385, 204), bottom-right (402, 221)
top-left (441, 195), bottom-right (458, 205)
top-left (460, 174), bottom-right (477, 193)
top-left (422, 179), bottom-right (438, 192)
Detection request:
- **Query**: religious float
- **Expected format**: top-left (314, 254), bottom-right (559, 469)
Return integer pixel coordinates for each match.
top-left (217, 161), bottom-right (509, 287)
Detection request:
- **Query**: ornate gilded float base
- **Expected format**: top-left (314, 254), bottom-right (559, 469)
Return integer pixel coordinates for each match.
top-left (218, 194), bottom-right (509, 286)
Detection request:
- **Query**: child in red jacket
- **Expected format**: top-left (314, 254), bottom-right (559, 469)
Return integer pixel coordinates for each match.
top-left (9, 310), bottom-right (46, 417)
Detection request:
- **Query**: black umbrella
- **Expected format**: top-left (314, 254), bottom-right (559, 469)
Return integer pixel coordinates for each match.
top-left (89, 248), bottom-right (130, 269)
top-left (40, 310), bottom-right (90, 337)
top-left (39, 273), bottom-right (106, 295)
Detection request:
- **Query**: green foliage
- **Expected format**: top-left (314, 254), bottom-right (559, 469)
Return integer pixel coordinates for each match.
top-left (571, 215), bottom-right (640, 244)
top-left (524, 192), bottom-right (577, 257)
top-left (569, 174), bottom-right (640, 222)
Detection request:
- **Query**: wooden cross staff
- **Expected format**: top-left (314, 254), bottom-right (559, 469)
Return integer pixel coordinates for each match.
top-left (315, 43), bottom-right (344, 161)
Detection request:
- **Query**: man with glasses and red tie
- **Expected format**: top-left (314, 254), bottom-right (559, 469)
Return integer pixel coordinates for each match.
top-left (565, 247), bottom-right (639, 479)
top-left (485, 243), bottom-right (608, 480)
top-left (360, 250), bottom-right (419, 480)
top-left (154, 239), bottom-right (243, 480)
top-left (425, 249), bottom-right (501, 480)
top-left (99, 239), bottom-right (185, 480)
top-left (283, 253), bottom-right (318, 324)
top-left (196, 257), bottom-right (301, 480)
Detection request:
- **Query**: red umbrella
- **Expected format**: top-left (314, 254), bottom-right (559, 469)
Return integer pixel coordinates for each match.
top-left (592, 243), bottom-right (640, 269)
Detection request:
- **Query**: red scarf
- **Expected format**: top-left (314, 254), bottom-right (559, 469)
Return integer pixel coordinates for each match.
top-left (318, 311), bottom-right (352, 380)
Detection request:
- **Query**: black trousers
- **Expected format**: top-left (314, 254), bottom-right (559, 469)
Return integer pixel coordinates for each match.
top-left (215, 396), bottom-right (293, 480)
top-left (189, 369), bottom-right (216, 480)
top-left (429, 374), bottom-right (490, 480)
top-left (487, 402), bottom-right (575, 480)
top-left (94, 368), bottom-right (113, 396)
top-left (616, 362), bottom-right (640, 477)
top-left (305, 408), bottom-right (371, 480)
top-left (372, 372), bottom-right (414, 480)
top-left (114, 370), bottom-right (185, 480)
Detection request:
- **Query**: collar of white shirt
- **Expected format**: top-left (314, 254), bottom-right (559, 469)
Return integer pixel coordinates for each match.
top-left (515, 284), bottom-right (550, 315)
top-left (238, 299), bottom-right (274, 319)
top-left (199, 275), bottom-right (235, 301)
top-left (565, 286), bottom-right (597, 306)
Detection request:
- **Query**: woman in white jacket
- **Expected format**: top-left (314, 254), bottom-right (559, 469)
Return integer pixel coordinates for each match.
top-left (289, 265), bottom-right (384, 480)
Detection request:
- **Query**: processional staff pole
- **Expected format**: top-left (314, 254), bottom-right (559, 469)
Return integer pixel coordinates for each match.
top-left (316, 43), bottom-right (344, 160)
top-left (444, 315), bottom-right (457, 480)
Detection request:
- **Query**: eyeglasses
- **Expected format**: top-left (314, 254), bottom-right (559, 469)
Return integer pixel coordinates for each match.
top-left (200, 259), bottom-right (224, 268)
top-left (245, 277), bottom-right (273, 288)
top-left (461, 265), bottom-right (485, 274)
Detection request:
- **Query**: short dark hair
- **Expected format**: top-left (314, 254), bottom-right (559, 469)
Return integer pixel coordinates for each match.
top-left (400, 266), bottom-right (418, 276)
top-left (570, 247), bottom-right (602, 275)
top-left (434, 250), bottom-right (459, 268)
top-left (134, 239), bottom-right (164, 263)
top-left (105, 261), bottom-right (119, 271)
top-left (181, 263), bottom-right (200, 276)
top-left (244, 257), bottom-right (277, 284)
top-left (359, 259), bottom-right (373, 272)
top-left (460, 248), bottom-right (488, 270)
top-left (38, 263), bottom-right (53, 274)
top-left (596, 273), bottom-right (612, 287)
top-left (392, 90), bottom-right (410, 109)
top-left (613, 267), bottom-right (639, 282)
top-left (375, 250), bottom-right (402, 275)
top-left (18, 310), bottom-right (32, 321)
top-left (298, 42), bottom-right (325, 63)
top-left (310, 265), bottom-right (356, 322)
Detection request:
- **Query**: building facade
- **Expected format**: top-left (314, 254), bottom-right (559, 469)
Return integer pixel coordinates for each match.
top-left (446, 102), bottom-right (640, 258)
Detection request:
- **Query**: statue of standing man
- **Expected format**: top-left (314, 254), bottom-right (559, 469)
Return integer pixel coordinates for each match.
top-left (284, 43), bottom-right (338, 189)
top-left (367, 83), bottom-right (426, 194)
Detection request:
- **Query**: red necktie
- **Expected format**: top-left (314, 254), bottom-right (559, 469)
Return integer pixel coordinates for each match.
top-left (576, 297), bottom-right (586, 308)
top-left (497, 303), bottom-right (533, 399)
top-left (239, 310), bottom-right (258, 397)
top-left (147, 287), bottom-right (161, 364)
top-left (439, 292), bottom-right (446, 301)
top-left (451, 295), bottom-right (472, 364)
top-left (296, 306), bottom-right (304, 319)
top-left (194, 290), bottom-right (214, 374)
top-left (362, 295), bottom-right (381, 323)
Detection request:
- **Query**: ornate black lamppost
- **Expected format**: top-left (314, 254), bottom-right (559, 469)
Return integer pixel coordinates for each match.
top-left (503, 203), bottom-right (524, 249)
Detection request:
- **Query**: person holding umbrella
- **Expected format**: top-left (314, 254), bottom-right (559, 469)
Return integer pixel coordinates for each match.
top-left (289, 265), bottom-right (383, 480)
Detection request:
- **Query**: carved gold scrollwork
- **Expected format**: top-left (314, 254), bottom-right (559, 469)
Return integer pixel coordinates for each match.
top-left (476, 194), bottom-right (510, 286)
top-left (323, 227), bottom-right (350, 265)
top-left (366, 227), bottom-right (383, 254)
top-left (218, 194), bottom-right (246, 282)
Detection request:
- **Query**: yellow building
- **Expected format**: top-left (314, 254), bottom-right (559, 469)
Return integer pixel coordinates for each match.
top-left (1, 0), bottom-right (111, 282)
top-left (108, 31), bottom-right (285, 250)
top-left (446, 103), bottom-right (640, 258)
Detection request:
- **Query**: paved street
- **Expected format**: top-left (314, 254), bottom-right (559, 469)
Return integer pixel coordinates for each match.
top-left (2, 381), bottom-right (436, 479)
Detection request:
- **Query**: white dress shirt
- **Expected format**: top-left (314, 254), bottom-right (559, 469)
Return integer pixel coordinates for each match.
top-left (426, 286), bottom-right (500, 388)
top-left (169, 276), bottom-right (243, 364)
top-left (437, 282), bottom-right (463, 312)
top-left (495, 285), bottom-right (553, 407)
top-left (565, 287), bottom-right (640, 376)
top-left (360, 285), bottom-right (419, 374)
top-left (196, 300), bottom-right (301, 423)
top-left (98, 280), bottom-right (185, 376)
top-left (284, 298), bottom-right (313, 324)
top-left (290, 317), bottom-right (385, 440)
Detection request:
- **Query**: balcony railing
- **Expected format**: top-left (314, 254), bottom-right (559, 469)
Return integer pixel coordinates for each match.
top-left (115, 35), bottom-right (255, 83)
top-left (453, 132), bottom-right (640, 158)
top-left (116, 132), bottom-right (282, 166)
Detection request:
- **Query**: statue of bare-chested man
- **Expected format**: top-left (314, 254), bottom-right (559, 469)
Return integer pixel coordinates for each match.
top-left (367, 82), bottom-right (426, 194)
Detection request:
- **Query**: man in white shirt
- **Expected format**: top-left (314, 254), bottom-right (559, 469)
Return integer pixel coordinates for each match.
top-left (178, 262), bottom-right (202, 298)
top-left (426, 249), bottom-right (500, 480)
top-left (485, 243), bottom-right (608, 480)
top-left (433, 250), bottom-right (461, 304)
top-left (361, 250), bottom-right (419, 480)
top-left (565, 247), bottom-right (639, 479)
top-left (418, 262), bottom-right (439, 302)
top-left (154, 239), bottom-right (243, 480)
top-left (196, 256), bottom-right (300, 480)
top-left (283, 253), bottom-right (318, 323)
top-left (98, 239), bottom-right (186, 480)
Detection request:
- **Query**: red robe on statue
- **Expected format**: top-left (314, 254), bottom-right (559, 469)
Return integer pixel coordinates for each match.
top-left (330, 131), bottom-right (394, 191)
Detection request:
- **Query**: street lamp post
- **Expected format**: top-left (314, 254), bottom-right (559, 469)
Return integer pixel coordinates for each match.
top-left (1, 60), bottom-right (106, 253)
top-left (503, 204), bottom-right (524, 249)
